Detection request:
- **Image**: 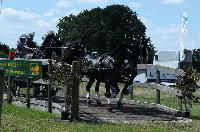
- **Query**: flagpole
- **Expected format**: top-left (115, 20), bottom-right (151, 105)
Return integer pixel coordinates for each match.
top-left (179, 12), bottom-right (188, 67)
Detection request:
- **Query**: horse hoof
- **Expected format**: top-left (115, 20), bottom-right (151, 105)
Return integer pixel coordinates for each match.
top-left (96, 101), bottom-right (101, 105)
top-left (117, 102), bottom-right (123, 108)
top-left (86, 100), bottom-right (91, 105)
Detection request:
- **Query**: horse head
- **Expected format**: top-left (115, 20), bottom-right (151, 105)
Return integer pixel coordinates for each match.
top-left (62, 39), bottom-right (87, 64)
top-left (41, 32), bottom-right (62, 59)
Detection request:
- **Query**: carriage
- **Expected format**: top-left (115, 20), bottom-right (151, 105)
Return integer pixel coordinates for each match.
top-left (6, 30), bottom-right (149, 111)
top-left (7, 32), bottom-right (61, 98)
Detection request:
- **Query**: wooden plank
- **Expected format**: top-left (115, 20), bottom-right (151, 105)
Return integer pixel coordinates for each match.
top-left (47, 59), bottom-right (52, 113)
top-left (156, 70), bottom-right (160, 104)
top-left (132, 82), bottom-right (182, 96)
top-left (156, 84), bottom-right (182, 96)
top-left (71, 61), bottom-right (80, 119)
top-left (155, 104), bottom-right (181, 114)
top-left (7, 76), bottom-right (12, 104)
top-left (26, 78), bottom-right (30, 108)
top-left (30, 59), bottom-right (49, 65)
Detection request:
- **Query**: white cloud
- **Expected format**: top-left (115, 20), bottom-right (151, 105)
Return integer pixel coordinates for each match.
top-left (1, 8), bottom-right (41, 24)
top-left (129, 2), bottom-right (143, 8)
top-left (77, 0), bottom-right (109, 5)
top-left (44, 9), bottom-right (60, 17)
top-left (150, 24), bottom-right (181, 51)
top-left (0, 8), bottom-right (58, 47)
top-left (56, 0), bottom-right (72, 9)
top-left (161, 0), bottom-right (184, 5)
top-left (155, 24), bottom-right (180, 34)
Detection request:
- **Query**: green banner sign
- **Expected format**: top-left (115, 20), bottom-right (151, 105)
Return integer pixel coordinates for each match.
top-left (0, 60), bottom-right (42, 78)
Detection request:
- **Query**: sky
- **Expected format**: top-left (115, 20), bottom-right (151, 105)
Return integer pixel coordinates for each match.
top-left (0, 0), bottom-right (199, 52)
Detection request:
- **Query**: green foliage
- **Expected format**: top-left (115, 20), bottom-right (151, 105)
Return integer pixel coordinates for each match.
top-left (57, 5), bottom-right (156, 63)
top-left (0, 42), bottom-right (9, 55)
top-left (147, 43), bottom-right (157, 64)
top-left (192, 49), bottom-right (200, 73)
top-left (176, 70), bottom-right (200, 106)
top-left (9, 48), bottom-right (15, 52)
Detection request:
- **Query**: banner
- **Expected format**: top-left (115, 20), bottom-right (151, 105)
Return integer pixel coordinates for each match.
top-left (0, 60), bottom-right (42, 78)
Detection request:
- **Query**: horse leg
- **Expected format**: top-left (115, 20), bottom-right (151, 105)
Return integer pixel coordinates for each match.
top-left (122, 83), bottom-right (133, 95)
top-left (110, 82), bottom-right (124, 108)
top-left (86, 77), bottom-right (95, 105)
top-left (122, 70), bottom-right (137, 95)
top-left (104, 82), bottom-right (113, 111)
top-left (111, 82), bottom-right (120, 98)
top-left (95, 80), bottom-right (101, 105)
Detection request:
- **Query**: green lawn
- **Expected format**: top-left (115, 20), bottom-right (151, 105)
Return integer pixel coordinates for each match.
top-left (1, 82), bottom-right (199, 131)
top-left (0, 103), bottom-right (200, 132)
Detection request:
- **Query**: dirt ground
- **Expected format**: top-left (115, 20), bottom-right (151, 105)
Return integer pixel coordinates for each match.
top-left (53, 94), bottom-right (181, 123)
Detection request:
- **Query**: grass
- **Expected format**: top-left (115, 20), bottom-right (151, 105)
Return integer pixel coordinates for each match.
top-left (79, 82), bottom-right (181, 109)
top-left (1, 103), bottom-right (200, 132)
top-left (2, 82), bottom-right (200, 131)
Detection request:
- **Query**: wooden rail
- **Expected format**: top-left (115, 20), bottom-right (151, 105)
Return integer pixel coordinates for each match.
top-left (132, 64), bottom-right (184, 115)
top-left (132, 82), bottom-right (182, 96)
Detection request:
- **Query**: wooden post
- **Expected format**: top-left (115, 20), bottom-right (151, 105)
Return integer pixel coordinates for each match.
top-left (178, 96), bottom-right (182, 111)
top-left (156, 70), bottom-right (160, 104)
top-left (71, 61), bottom-right (80, 119)
top-left (26, 78), bottom-right (30, 108)
top-left (61, 73), bottom-right (71, 120)
top-left (130, 86), bottom-right (133, 100)
top-left (0, 69), bottom-right (5, 126)
top-left (47, 59), bottom-right (52, 113)
top-left (7, 76), bottom-right (12, 104)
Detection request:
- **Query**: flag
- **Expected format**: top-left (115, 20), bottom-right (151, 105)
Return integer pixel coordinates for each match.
top-left (182, 12), bottom-right (189, 26)
top-left (180, 12), bottom-right (189, 62)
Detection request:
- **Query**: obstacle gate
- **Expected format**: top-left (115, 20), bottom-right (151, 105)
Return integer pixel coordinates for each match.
top-left (130, 64), bottom-right (184, 115)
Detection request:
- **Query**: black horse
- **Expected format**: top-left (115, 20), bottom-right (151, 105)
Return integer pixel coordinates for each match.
top-left (40, 32), bottom-right (62, 60)
top-left (62, 39), bottom-right (139, 108)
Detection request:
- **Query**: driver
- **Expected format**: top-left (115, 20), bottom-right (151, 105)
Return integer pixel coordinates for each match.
top-left (24, 32), bottom-right (37, 52)
top-left (17, 36), bottom-right (26, 53)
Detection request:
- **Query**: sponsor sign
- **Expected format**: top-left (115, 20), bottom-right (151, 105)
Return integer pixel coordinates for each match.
top-left (0, 60), bottom-right (42, 78)
top-left (147, 69), bottom-right (177, 83)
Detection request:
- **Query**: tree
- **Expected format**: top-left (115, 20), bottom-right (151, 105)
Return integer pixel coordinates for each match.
top-left (57, 4), bottom-right (155, 63)
top-left (192, 49), bottom-right (200, 73)
top-left (0, 42), bottom-right (9, 58)
top-left (176, 70), bottom-right (200, 106)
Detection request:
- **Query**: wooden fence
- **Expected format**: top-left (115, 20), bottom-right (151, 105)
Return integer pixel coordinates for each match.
top-left (4, 62), bottom-right (186, 120)
top-left (5, 59), bottom-right (80, 120)
top-left (130, 64), bottom-right (184, 115)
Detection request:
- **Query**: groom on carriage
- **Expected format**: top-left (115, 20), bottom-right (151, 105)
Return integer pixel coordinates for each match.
top-left (13, 32), bottom-right (38, 59)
